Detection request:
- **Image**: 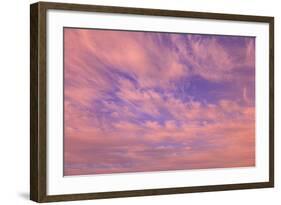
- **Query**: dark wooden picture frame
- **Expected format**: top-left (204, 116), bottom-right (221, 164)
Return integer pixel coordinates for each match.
top-left (30, 1), bottom-right (274, 203)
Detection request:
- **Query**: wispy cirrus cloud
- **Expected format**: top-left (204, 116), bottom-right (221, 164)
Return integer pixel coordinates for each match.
top-left (64, 28), bottom-right (255, 176)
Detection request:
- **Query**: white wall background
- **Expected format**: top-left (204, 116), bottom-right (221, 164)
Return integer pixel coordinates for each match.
top-left (0, 0), bottom-right (279, 204)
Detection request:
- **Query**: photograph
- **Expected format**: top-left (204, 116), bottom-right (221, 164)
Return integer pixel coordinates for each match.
top-left (64, 28), bottom-right (256, 176)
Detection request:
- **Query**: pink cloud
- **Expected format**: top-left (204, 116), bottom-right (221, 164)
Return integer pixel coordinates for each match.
top-left (63, 28), bottom-right (255, 175)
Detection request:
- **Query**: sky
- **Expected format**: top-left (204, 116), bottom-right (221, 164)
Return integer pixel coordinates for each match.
top-left (63, 28), bottom-right (255, 176)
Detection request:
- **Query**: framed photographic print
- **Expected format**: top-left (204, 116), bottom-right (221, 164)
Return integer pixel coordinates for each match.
top-left (30, 1), bottom-right (274, 202)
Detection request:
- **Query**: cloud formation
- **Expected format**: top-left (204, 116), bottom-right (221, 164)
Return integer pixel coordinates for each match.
top-left (64, 28), bottom-right (255, 176)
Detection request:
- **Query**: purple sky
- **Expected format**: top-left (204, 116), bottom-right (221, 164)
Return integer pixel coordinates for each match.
top-left (63, 28), bottom-right (255, 176)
